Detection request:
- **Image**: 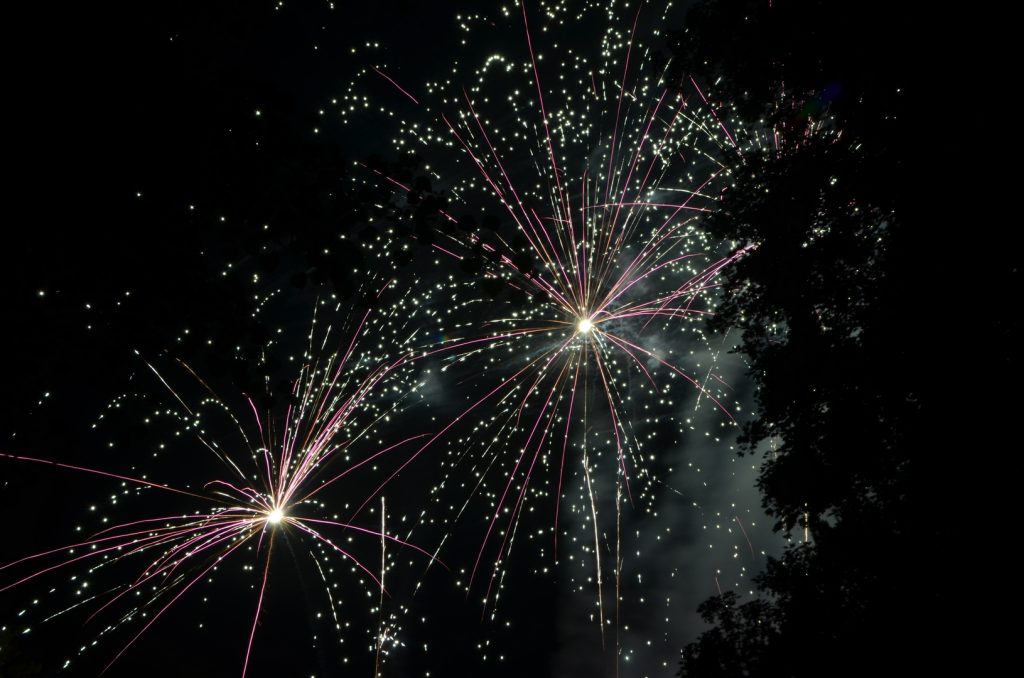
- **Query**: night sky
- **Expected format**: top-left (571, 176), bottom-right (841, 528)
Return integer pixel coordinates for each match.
top-left (2, 2), bottom-right (783, 676)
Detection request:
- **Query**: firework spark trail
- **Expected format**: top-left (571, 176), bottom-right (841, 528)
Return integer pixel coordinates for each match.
top-left (348, 334), bottom-right (578, 523)
top-left (615, 476), bottom-right (623, 677)
top-left (341, 0), bottom-right (769, 659)
top-left (472, 354), bottom-right (573, 594)
top-left (602, 4), bottom-right (644, 208)
top-left (735, 515), bottom-right (756, 560)
top-left (1, 298), bottom-right (441, 674)
top-left (690, 76), bottom-right (740, 152)
top-left (241, 539), bottom-right (274, 678)
top-left (553, 360), bottom-right (582, 554)
top-left (101, 536), bottom-right (252, 676)
top-left (373, 66), bottom-right (420, 105)
top-left (375, 496), bottom-right (387, 678)
top-left (580, 362), bottom-right (605, 644)
top-left (520, 0), bottom-right (574, 231)
top-left (0, 452), bottom-right (211, 502)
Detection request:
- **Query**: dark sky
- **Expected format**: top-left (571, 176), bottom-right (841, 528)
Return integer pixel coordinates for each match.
top-left (2, 3), bottom-right (774, 676)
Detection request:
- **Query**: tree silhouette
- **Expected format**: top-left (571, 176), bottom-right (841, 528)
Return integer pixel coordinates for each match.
top-left (679, 592), bottom-right (779, 678)
top-left (667, 2), bottom-right (950, 676)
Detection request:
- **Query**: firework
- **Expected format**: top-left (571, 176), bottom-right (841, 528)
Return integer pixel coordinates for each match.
top-left (341, 0), bottom-right (768, 656)
top-left (3, 2), bottom-right (779, 674)
top-left (1, 291), bottom-right (440, 675)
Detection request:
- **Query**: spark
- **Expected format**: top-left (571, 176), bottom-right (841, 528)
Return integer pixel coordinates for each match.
top-left (1, 293), bottom-right (440, 674)
top-left (340, 1), bottom-right (769, 654)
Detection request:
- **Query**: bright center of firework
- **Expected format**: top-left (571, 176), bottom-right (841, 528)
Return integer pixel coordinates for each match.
top-left (577, 317), bottom-right (593, 334)
top-left (266, 509), bottom-right (284, 524)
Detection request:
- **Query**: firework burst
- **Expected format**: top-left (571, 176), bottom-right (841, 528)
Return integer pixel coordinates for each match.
top-left (1, 291), bottom-right (440, 675)
top-left (340, 0), bottom-right (768, 650)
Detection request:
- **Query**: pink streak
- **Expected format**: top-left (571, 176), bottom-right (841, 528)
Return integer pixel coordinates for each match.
top-left (372, 66), bottom-right (420, 104)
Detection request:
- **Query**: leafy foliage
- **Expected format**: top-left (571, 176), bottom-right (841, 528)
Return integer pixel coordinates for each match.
top-left (670, 2), bottom-right (932, 676)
